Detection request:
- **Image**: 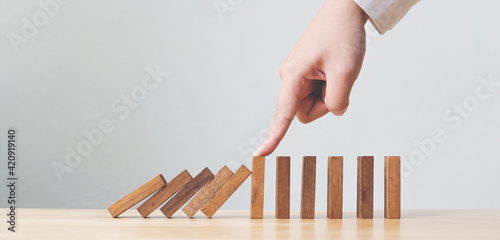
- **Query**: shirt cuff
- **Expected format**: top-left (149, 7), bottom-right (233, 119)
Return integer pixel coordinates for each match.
top-left (354, 0), bottom-right (420, 34)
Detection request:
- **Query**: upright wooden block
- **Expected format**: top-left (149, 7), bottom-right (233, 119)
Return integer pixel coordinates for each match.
top-left (137, 170), bottom-right (192, 218)
top-left (276, 156), bottom-right (290, 219)
top-left (161, 168), bottom-right (214, 218)
top-left (201, 165), bottom-right (252, 218)
top-left (357, 156), bottom-right (374, 219)
top-left (327, 156), bottom-right (343, 219)
top-left (385, 156), bottom-right (401, 219)
top-left (107, 174), bottom-right (166, 218)
top-left (251, 156), bottom-right (265, 219)
top-left (301, 156), bottom-right (316, 219)
top-left (182, 166), bottom-right (233, 218)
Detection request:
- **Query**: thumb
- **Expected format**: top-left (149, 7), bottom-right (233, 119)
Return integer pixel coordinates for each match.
top-left (323, 70), bottom-right (355, 116)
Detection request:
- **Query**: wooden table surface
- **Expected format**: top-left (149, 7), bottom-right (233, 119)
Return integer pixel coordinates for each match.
top-left (2, 209), bottom-right (499, 239)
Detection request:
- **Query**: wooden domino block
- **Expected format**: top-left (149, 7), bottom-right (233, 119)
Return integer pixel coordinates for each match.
top-left (385, 156), bottom-right (401, 219)
top-left (107, 174), bottom-right (166, 218)
top-left (357, 156), bottom-right (374, 219)
top-left (160, 168), bottom-right (214, 218)
top-left (301, 156), bottom-right (316, 219)
top-left (201, 165), bottom-right (251, 218)
top-left (327, 156), bottom-right (343, 219)
top-left (182, 166), bottom-right (233, 218)
top-left (251, 156), bottom-right (265, 219)
top-left (276, 156), bottom-right (290, 219)
top-left (137, 170), bottom-right (192, 218)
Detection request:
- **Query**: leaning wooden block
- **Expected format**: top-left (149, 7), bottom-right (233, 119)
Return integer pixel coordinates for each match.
top-left (327, 156), bottom-right (343, 219)
top-left (385, 156), bottom-right (401, 219)
top-left (357, 156), bottom-right (374, 219)
top-left (301, 156), bottom-right (316, 219)
top-left (137, 170), bottom-right (192, 218)
top-left (182, 166), bottom-right (233, 218)
top-left (160, 168), bottom-right (214, 218)
top-left (108, 174), bottom-right (166, 218)
top-left (276, 156), bottom-right (290, 219)
top-left (201, 165), bottom-right (252, 218)
top-left (251, 156), bottom-right (265, 219)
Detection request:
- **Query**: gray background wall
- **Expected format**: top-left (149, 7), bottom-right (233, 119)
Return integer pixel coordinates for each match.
top-left (1, 0), bottom-right (499, 211)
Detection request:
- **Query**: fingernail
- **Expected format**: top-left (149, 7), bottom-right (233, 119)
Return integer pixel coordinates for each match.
top-left (332, 109), bottom-right (346, 116)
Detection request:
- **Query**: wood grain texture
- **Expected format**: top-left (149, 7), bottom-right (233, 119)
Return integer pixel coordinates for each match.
top-left (327, 156), bottom-right (343, 219)
top-left (107, 174), bottom-right (166, 218)
top-left (201, 165), bottom-right (252, 218)
top-left (137, 170), bottom-right (192, 218)
top-left (182, 166), bottom-right (233, 218)
top-left (251, 156), bottom-right (265, 219)
top-left (301, 156), bottom-right (316, 219)
top-left (357, 156), bottom-right (374, 219)
top-left (276, 156), bottom-right (290, 219)
top-left (385, 156), bottom-right (401, 219)
top-left (160, 168), bottom-right (214, 218)
top-left (14, 209), bottom-right (500, 240)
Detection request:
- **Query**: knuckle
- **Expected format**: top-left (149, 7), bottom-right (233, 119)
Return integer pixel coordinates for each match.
top-left (295, 111), bottom-right (306, 123)
top-left (296, 108), bottom-right (315, 124)
top-left (279, 63), bottom-right (299, 81)
top-left (278, 65), bottom-right (286, 78)
top-left (274, 111), bottom-right (293, 125)
top-left (296, 114), bottom-right (313, 124)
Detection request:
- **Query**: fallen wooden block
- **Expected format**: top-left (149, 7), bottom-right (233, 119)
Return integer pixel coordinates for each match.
top-left (161, 168), bottom-right (214, 218)
top-left (137, 170), bottom-right (192, 218)
top-left (107, 174), bottom-right (166, 218)
top-left (251, 156), bottom-right (265, 219)
top-left (357, 156), bottom-right (374, 219)
top-left (327, 156), bottom-right (343, 219)
top-left (182, 166), bottom-right (233, 218)
top-left (385, 156), bottom-right (401, 219)
top-left (276, 156), bottom-right (290, 219)
top-left (301, 156), bottom-right (316, 219)
top-left (201, 165), bottom-right (251, 218)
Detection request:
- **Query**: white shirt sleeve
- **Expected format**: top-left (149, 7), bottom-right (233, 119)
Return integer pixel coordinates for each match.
top-left (354, 0), bottom-right (420, 34)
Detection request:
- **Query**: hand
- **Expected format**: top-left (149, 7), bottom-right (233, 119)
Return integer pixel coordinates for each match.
top-left (254, 0), bottom-right (368, 156)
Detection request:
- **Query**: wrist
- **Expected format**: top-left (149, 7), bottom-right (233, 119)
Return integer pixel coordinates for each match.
top-left (325, 0), bottom-right (368, 26)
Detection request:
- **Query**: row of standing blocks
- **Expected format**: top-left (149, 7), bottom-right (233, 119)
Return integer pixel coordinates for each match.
top-left (252, 156), bottom-right (401, 219)
top-left (107, 156), bottom-right (400, 219)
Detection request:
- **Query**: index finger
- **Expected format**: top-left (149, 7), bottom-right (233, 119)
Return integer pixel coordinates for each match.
top-left (254, 78), bottom-right (302, 156)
